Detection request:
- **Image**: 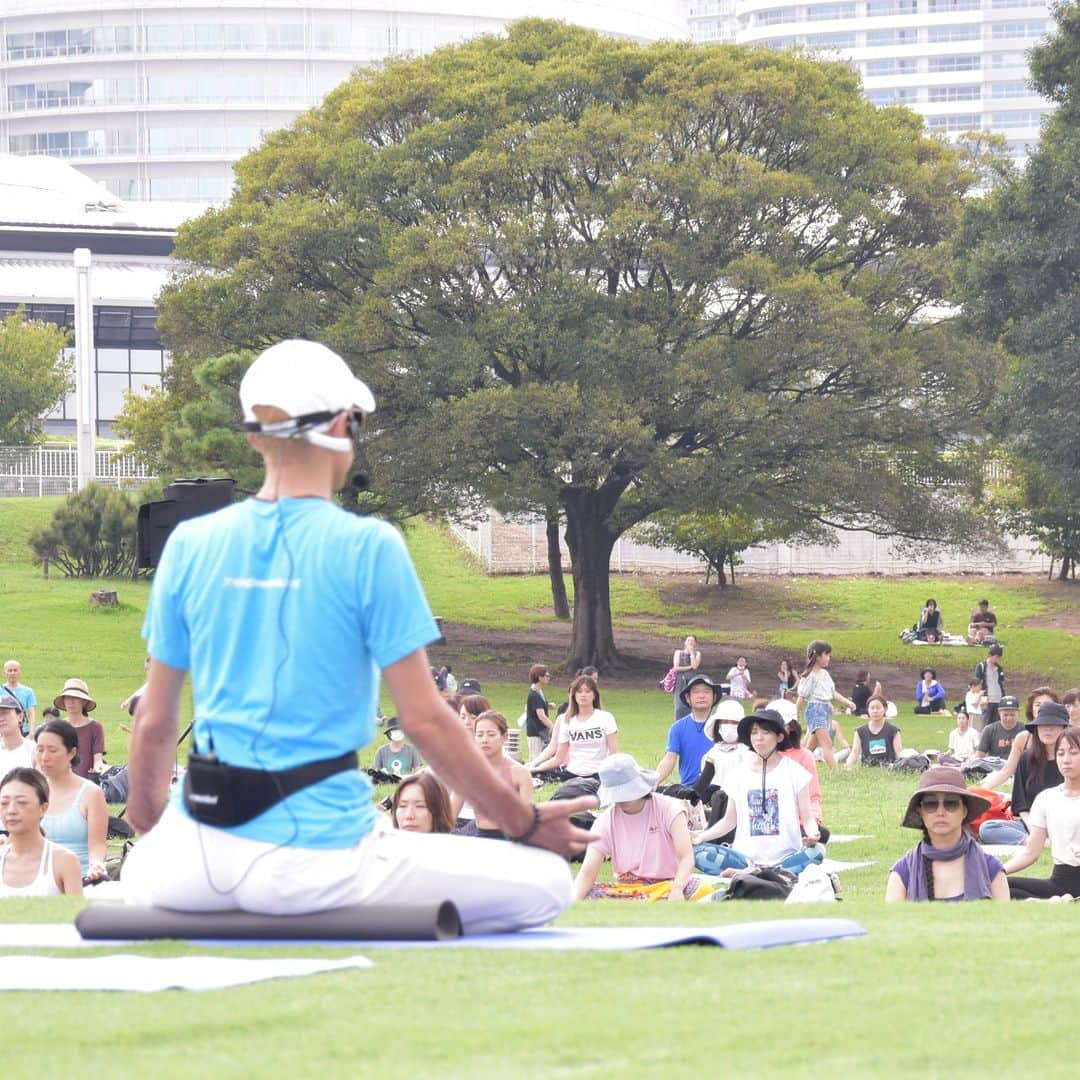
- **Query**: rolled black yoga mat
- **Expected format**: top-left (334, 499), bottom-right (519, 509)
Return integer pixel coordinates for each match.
top-left (75, 901), bottom-right (462, 942)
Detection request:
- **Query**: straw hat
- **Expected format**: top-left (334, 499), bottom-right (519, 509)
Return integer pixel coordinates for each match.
top-left (54, 678), bottom-right (96, 712)
top-left (900, 766), bottom-right (990, 830)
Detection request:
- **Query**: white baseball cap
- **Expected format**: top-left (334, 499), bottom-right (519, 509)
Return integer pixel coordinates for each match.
top-left (239, 340), bottom-right (376, 422)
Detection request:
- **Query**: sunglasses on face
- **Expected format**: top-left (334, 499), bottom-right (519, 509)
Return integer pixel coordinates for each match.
top-left (919, 795), bottom-right (964, 813)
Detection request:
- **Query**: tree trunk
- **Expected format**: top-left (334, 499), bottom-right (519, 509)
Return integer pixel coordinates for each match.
top-left (563, 490), bottom-right (620, 671)
top-left (728, 550), bottom-right (737, 585)
top-left (546, 511), bottom-right (571, 620)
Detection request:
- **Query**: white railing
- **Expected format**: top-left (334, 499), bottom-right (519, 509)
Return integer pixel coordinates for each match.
top-left (0, 445), bottom-right (154, 497)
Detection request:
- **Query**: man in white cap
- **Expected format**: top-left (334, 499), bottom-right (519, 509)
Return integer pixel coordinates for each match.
top-left (124, 340), bottom-right (590, 932)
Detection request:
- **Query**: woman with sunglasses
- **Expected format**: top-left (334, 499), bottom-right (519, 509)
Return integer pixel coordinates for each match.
top-left (886, 766), bottom-right (1009, 902)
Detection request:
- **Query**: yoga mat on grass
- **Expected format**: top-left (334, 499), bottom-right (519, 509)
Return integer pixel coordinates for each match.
top-left (76, 900), bottom-right (462, 943)
top-left (0, 918), bottom-right (866, 951)
top-left (0, 954), bottom-right (372, 992)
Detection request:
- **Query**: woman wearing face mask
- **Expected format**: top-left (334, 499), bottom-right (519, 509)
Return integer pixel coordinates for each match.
top-left (693, 699), bottom-right (750, 833)
top-left (885, 766), bottom-right (1009, 902)
top-left (690, 709), bottom-right (822, 877)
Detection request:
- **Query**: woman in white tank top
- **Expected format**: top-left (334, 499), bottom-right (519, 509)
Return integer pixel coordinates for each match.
top-left (0, 767), bottom-right (83, 898)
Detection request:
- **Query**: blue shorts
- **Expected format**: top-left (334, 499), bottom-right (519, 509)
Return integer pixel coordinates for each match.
top-left (805, 701), bottom-right (832, 732)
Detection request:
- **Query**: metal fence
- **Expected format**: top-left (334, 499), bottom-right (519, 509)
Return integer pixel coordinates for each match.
top-left (0, 445), bottom-right (155, 497)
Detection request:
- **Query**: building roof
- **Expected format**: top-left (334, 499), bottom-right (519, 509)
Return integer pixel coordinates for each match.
top-left (0, 253), bottom-right (175, 307)
top-left (0, 155), bottom-right (202, 232)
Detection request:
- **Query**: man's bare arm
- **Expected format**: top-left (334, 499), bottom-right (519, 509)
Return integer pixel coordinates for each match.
top-left (127, 659), bottom-right (186, 833)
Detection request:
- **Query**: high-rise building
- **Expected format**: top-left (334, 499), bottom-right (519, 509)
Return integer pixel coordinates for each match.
top-left (1, 1), bottom-right (687, 202)
top-left (687, 1), bottom-right (1057, 160)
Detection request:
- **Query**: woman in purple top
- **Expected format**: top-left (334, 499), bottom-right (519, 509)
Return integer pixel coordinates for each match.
top-left (885, 766), bottom-right (1009, 902)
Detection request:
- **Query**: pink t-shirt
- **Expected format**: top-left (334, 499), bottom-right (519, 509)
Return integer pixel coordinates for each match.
top-left (781, 747), bottom-right (822, 822)
top-left (590, 793), bottom-right (686, 881)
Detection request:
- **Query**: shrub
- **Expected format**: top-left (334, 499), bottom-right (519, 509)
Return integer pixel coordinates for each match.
top-left (29, 483), bottom-right (142, 578)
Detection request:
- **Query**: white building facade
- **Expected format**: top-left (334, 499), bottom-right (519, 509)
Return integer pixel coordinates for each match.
top-left (0, 1), bottom-right (687, 202)
top-left (688, 1), bottom-right (1057, 160)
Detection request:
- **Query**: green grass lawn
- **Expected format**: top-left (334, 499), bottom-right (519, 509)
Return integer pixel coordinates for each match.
top-left (2, 496), bottom-right (1079, 1077)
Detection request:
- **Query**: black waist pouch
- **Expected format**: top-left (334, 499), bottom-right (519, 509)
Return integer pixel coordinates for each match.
top-left (183, 750), bottom-right (358, 827)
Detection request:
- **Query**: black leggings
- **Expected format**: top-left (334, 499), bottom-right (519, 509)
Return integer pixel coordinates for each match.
top-left (1009, 863), bottom-right (1080, 900)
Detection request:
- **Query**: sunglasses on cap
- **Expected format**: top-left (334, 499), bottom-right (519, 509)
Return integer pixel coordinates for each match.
top-left (918, 795), bottom-right (964, 813)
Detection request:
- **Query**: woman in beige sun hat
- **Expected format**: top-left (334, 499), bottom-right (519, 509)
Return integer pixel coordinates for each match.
top-left (52, 679), bottom-right (105, 778)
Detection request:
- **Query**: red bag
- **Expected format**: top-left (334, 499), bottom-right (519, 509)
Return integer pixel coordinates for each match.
top-left (967, 787), bottom-right (1013, 833)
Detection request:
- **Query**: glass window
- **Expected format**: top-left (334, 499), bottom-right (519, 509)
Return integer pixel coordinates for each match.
top-left (928, 85), bottom-right (981, 101)
top-left (96, 347), bottom-right (131, 371)
top-left (927, 0), bottom-right (981, 10)
top-left (97, 310), bottom-right (132, 346)
top-left (131, 373), bottom-right (162, 396)
top-left (268, 24), bottom-right (305, 49)
top-left (990, 21), bottom-right (1048, 37)
top-left (928, 25), bottom-right (981, 42)
top-left (991, 110), bottom-right (1043, 126)
top-left (807, 4), bottom-right (857, 19)
top-left (990, 51), bottom-right (1028, 67)
top-left (96, 372), bottom-right (130, 422)
top-left (928, 55), bottom-right (982, 71)
top-left (806, 32), bottom-right (857, 47)
top-left (145, 25), bottom-right (183, 51)
top-left (130, 349), bottom-right (163, 373)
top-left (866, 59), bottom-right (896, 75)
top-left (928, 113), bottom-right (980, 130)
top-left (866, 0), bottom-right (918, 12)
top-left (990, 81), bottom-right (1031, 97)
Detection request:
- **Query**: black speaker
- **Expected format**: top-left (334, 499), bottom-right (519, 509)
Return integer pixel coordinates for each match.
top-left (137, 478), bottom-right (235, 569)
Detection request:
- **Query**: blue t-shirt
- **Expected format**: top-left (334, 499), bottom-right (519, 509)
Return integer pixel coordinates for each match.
top-left (665, 714), bottom-right (712, 786)
top-left (143, 498), bottom-right (438, 848)
top-left (3, 684), bottom-right (35, 735)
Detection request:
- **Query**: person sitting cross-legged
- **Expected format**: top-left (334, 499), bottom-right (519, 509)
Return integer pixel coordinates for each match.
top-left (885, 766), bottom-right (1009, 902)
top-left (572, 754), bottom-right (715, 903)
top-left (689, 709), bottom-right (823, 877)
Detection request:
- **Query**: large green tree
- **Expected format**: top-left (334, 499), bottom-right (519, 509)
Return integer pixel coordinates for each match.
top-left (957, 3), bottom-right (1080, 579)
top-left (0, 311), bottom-right (70, 444)
top-left (153, 20), bottom-right (990, 667)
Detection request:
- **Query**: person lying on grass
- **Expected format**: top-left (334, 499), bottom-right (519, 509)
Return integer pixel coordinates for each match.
top-left (689, 709), bottom-right (822, 877)
top-left (572, 753), bottom-right (714, 902)
top-left (1003, 728), bottom-right (1080, 900)
top-left (885, 766), bottom-right (1009, 902)
top-left (0, 767), bottom-right (83, 898)
top-left (845, 695), bottom-right (903, 771)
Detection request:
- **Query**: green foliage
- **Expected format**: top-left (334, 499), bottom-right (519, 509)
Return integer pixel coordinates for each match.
top-left (114, 351), bottom-right (263, 493)
top-left (156, 20), bottom-right (993, 666)
top-left (637, 509), bottom-right (832, 586)
top-left (0, 310), bottom-right (71, 443)
top-left (27, 483), bottom-right (143, 579)
top-left (956, 7), bottom-right (1080, 578)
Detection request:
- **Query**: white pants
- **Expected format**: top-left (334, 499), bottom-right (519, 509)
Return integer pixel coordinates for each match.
top-left (121, 810), bottom-right (572, 935)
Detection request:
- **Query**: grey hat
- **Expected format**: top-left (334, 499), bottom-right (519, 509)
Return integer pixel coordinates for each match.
top-left (597, 753), bottom-right (658, 806)
top-left (1026, 702), bottom-right (1069, 733)
top-left (459, 678), bottom-right (483, 695)
top-left (997, 696), bottom-right (1020, 711)
top-left (679, 673), bottom-right (721, 708)
top-left (0, 694), bottom-right (23, 713)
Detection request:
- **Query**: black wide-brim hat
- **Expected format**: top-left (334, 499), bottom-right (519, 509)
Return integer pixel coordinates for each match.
top-left (737, 709), bottom-right (786, 748)
top-left (680, 674), bottom-right (721, 708)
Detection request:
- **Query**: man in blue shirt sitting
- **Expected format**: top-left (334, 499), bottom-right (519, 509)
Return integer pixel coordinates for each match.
top-left (124, 340), bottom-right (591, 933)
